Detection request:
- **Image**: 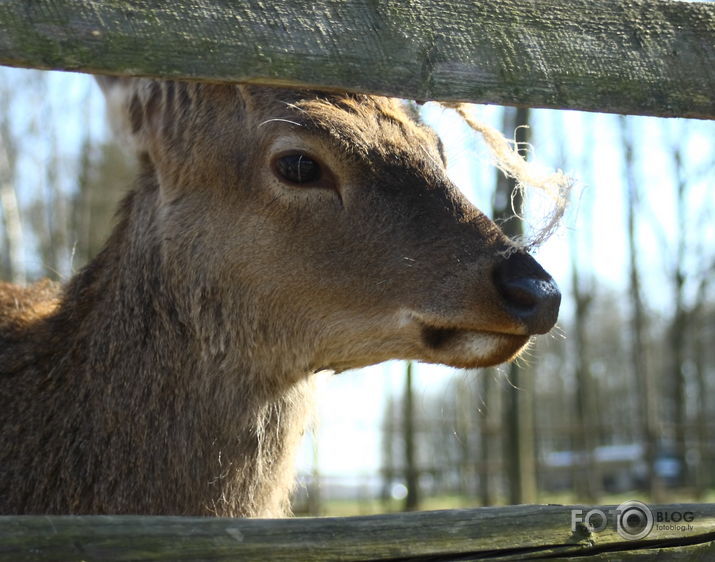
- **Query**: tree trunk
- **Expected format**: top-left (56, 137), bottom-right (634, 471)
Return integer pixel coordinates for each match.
top-left (403, 361), bottom-right (420, 511)
top-left (306, 429), bottom-right (322, 516)
top-left (0, 170), bottom-right (24, 284)
top-left (668, 139), bottom-right (690, 488)
top-left (619, 115), bottom-right (661, 501)
top-left (570, 224), bottom-right (601, 501)
top-left (479, 369), bottom-right (500, 506)
top-left (565, 114), bottom-right (601, 502)
top-left (0, 91), bottom-right (25, 284)
top-left (692, 272), bottom-right (712, 499)
top-left (381, 396), bottom-right (395, 506)
top-left (494, 106), bottom-right (537, 505)
top-left (455, 376), bottom-right (472, 501)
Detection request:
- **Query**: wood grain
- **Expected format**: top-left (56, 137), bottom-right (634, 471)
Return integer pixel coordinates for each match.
top-left (1, 504), bottom-right (714, 560)
top-left (0, 1), bottom-right (713, 118)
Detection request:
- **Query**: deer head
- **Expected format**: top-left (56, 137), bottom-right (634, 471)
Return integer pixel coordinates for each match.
top-left (97, 77), bottom-right (560, 379)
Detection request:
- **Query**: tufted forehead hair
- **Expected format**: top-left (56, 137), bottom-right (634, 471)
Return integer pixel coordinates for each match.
top-left (241, 86), bottom-right (445, 162)
top-left (97, 77), bottom-right (446, 174)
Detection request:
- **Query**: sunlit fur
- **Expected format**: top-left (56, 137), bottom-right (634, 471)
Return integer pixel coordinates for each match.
top-left (0, 79), bottom-right (555, 516)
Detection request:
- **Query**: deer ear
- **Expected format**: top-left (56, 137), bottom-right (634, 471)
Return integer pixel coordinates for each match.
top-left (95, 76), bottom-right (161, 155)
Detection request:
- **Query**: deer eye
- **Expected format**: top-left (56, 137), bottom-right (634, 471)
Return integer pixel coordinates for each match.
top-left (274, 153), bottom-right (321, 184)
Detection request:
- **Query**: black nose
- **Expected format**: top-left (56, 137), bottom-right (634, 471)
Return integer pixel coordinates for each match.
top-left (493, 251), bottom-right (561, 334)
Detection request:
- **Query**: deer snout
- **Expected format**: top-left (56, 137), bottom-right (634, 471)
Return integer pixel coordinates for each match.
top-left (493, 251), bottom-right (561, 335)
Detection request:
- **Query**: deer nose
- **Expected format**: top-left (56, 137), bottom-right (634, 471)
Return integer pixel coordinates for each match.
top-left (493, 251), bottom-right (561, 334)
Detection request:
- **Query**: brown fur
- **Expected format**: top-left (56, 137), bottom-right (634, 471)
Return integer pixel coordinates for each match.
top-left (0, 80), bottom-right (557, 516)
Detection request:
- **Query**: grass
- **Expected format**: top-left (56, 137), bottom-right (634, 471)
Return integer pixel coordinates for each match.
top-left (296, 489), bottom-right (715, 518)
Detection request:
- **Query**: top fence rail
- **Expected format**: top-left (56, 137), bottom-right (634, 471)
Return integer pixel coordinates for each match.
top-left (0, 0), bottom-right (714, 119)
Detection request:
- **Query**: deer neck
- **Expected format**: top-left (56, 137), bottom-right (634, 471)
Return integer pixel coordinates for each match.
top-left (53, 173), bottom-right (314, 516)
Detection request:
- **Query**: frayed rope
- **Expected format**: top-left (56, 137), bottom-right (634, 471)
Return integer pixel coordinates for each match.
top-left (445, 103), bottom-right (573, 253)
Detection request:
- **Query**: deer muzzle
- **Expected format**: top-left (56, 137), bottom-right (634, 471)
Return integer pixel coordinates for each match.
top-left (493, 251), bottom-right (561, 335)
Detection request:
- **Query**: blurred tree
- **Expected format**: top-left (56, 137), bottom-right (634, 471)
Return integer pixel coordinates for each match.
top-left (568, 242), bottom-right (602, 502)
top-left (380, 395), bottom-right (396, 506)
top-left (403, 361), bottom-right (420, 510)
top-left (479, 369), bottom-right (502, 505)
top-left (306, 429), bottom-right (322, 516)
top-left (659, 123), bottom-right (715, 497)
top-left (494, 106), bottom-right (537, 504)
top-left (692, 272), bottom-right (714, 498)
top-left (562, 114), bottom-right (601, 501)
top-left (1, 69), bottom-right (134, 282)
top-left (70, 138), bottom-right (134, 269)
top-left (619, 115), bottom-right (661, 500)
top-left (0, 72), bottom-right (26, 283)
top-left (454, 375), bottom-right (473, 499)
top-left (666, 128), bottom-right (691, 487)
top-left (24, 74), bottom-right (69, 278)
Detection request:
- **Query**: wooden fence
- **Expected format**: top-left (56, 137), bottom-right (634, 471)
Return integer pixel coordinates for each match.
top-left (2, 504), bottom-right (715, 560)
top-left (1, 1), bottom-right (714, 560)
top-left (1, 0), bottom-right (714, 119)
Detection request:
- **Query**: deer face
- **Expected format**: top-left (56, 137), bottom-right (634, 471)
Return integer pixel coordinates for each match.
top-left (100, 79), bottom-right (560, 374)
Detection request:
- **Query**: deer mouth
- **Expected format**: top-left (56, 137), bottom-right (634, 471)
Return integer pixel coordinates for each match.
top-left (421, 326), bottom-right (461, 349)
top-left (417, 323), bottom-right (530, 368)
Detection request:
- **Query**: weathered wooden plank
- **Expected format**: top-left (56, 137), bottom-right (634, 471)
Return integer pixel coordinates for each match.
top-left (0, 1), bottom-right (713, 119)
top-left (546, 541), bottom-right (715, 562)
top-left (1, 504), bottom-right (714, 561)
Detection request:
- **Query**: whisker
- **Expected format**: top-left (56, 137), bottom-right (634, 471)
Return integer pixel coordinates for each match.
top-left (257, 118), bottom-right (303, 128)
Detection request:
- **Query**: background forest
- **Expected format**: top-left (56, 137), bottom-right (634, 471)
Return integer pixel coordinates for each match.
top-left (1, 67), bottom-right (713, 515)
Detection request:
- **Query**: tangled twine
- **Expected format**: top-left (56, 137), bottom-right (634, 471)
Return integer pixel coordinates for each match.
top-left (445, 103), bottom-right (573, 252)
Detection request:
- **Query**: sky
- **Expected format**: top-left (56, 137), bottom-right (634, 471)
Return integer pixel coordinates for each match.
top-left (2, 67), bottom-right (713, 480)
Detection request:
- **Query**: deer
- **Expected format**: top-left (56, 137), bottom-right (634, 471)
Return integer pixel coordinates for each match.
top-left (0, 77), bottom-right (561, 517)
